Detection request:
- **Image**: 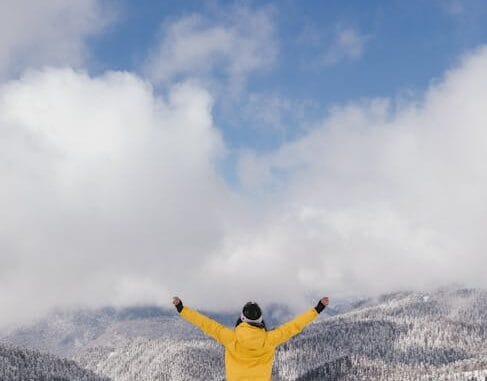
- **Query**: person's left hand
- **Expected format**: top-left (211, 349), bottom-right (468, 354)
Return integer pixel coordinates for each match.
top-left (320, 296), bottom-right (329, 306)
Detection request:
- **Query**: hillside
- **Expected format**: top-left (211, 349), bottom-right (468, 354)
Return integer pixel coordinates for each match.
top-left (0, 344), bottom-right (110, 381)
top-left (2, 288), bottom-right (487, 380)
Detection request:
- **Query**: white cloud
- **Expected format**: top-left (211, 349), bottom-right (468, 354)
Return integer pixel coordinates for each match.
top-left (0, 0), bottom-right (112, 80)
top-left (144, 6), bottom-right (277, 95)
top-left (0, 68), bottom-right (237, 327)
top-left (234, 46), bottom-right (487, 301)
top-left (2, 29), bottom-right (487, 328)
top-left (440, 0), bottom-right (464, 15)
top-left (241, 93), bottom-right (319, 134)
top-left (324, 27), bottom-right (369, 65)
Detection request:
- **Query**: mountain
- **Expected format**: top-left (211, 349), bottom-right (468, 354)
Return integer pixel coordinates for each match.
top-left (0, 343), bottom-right (110, 381)
top-left (0, 303), bottom-right (316, 359)
top-left (2, 287), bottom-right (487, 380)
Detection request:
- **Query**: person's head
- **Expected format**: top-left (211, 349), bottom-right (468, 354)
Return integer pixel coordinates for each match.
top-left (235, 301), bottom-right (266, 329)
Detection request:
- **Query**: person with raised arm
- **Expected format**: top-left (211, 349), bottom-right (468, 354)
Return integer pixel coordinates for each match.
top-left (172, 295), bottom-right (329, 381)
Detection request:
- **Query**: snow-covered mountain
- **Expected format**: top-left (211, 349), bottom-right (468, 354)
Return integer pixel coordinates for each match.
top-left (0, 303), bottom-right (319, 359)
top-left (0, 343), bottom-right (110, 381)
top-left (2, 288), bottom-right (487, 380)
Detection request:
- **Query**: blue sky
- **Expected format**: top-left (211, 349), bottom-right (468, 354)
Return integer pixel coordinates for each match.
top-left (87, 0), bottom-right (487, 151)
top-left (2, 0), bottom-right (487, 324)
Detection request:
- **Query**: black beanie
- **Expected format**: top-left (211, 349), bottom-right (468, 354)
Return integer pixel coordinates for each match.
top-left (242, 302), bottom-right (262, 321)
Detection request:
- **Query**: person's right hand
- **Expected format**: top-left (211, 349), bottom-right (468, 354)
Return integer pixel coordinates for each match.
top-left (172, 296), bottom-right (182, 306)
top-left (320, 296), bottom-right (329, 306)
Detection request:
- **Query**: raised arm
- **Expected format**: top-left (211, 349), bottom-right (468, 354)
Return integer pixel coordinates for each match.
top-left (172, 297), bottom-right (235, 346)
top-left (267, 296), bottom-right (329, 347)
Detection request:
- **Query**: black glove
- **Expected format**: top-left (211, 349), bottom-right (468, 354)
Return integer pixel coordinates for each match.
top-left (315, 300), bottom-right (326, 314)
top-left (174, 300), bottom-right (184, 313)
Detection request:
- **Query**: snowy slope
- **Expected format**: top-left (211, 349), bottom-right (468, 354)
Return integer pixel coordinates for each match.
top-left (0, 343), bottom-right (110, 381)
top-left (2, 287), bottom-right (487, 380)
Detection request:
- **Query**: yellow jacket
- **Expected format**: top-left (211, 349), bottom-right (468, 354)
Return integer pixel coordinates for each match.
top-left (180, 306), bottom-right (319, 381)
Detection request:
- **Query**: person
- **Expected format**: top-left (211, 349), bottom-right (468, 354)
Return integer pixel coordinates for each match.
top-left (172, 295), bottom-right (329, 381)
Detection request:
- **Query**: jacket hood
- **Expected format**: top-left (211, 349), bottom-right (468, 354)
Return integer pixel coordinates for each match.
top-left (235, 322), bottom-right (266, 350)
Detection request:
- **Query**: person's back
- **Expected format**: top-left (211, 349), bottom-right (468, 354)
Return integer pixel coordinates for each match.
top-left (172, 296), bottom-right (329, 381)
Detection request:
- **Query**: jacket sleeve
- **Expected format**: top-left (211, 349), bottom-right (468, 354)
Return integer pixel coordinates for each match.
top-left (267, 307), bottom-right (319, 347)
top-left (180, 307), bottom-right (235, 346)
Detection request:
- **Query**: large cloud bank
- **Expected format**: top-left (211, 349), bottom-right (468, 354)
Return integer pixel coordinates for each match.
top-left (0, 69), bottom-right (240, 326)
top-left (236, 47), bottom-right (487, 301)
top-left (1, 47), bottom-right (487, 327)
top-left (1, 1), bottom-right (487, 328)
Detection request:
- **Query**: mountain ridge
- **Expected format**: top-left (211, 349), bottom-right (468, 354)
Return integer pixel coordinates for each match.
top-left (2, 287), bottom-right (487, 380)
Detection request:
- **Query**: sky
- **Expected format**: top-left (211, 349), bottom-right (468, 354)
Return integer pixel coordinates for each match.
top-left (1, 0), bottom-right (487, 328)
